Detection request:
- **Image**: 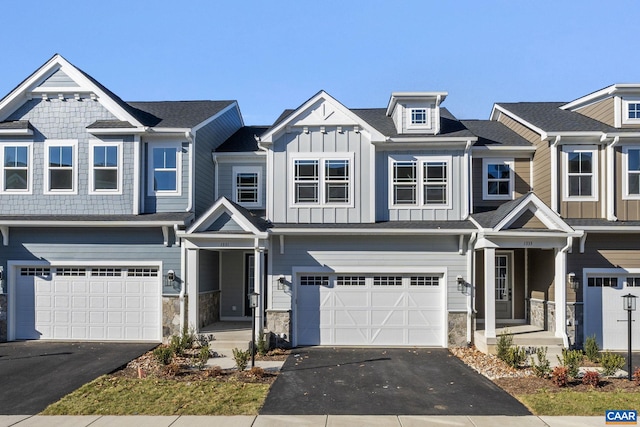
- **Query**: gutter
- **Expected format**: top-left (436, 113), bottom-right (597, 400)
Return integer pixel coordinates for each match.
top-left (185, 131), bottom-right (194, 212)
top-left (466, 232), bottom-right (477, 344)
top-left (550, 136), bottom-right (561, 212)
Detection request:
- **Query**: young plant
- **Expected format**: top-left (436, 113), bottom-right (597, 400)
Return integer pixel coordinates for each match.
top-left (582, 370), bottom-right (600, 388)
top-left (256, 333), bottom-right (268, 356)
top-left (584, 335), bottom-right (600, 363)
top-left (495, 331), bottom-right (514, 363)
top-left (552, 366), bottom-right (569, 387)
top-left (232, 348), bottom-right (251, 371)
top-left (153, 346), bottom-right (173, 365)
top-left (530, 346), bottom-right (551, 378)
top-left (504, 346), bottom-right (527, 368)
top-left (196, 344), bottom-right (211, 369)
top-left (600, 351), bottom-right (625, 376)
top-left (169, 335), bottom-right (185, 357)
top-left (557, 348), bottom-right (583, 379)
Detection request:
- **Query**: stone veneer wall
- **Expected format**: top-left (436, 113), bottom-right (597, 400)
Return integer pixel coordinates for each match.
top-left (266, 309), bottom-right (291, 348)
top-left (0, 294), bottom-right (6, 342)
top-left (198, 291), bottom-right (221, 328)
top-left (567, 302), bottom-right (582, 349)
top-left (530, 299), bottom-right (546, 329)
top-left (547, 301), bottom-right (556, 333)
top-left (162, 296), bottom-right (186, 340)
top-left (447, 312), bottom-right (467, 347)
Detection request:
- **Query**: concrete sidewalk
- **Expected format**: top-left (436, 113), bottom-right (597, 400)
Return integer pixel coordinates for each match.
top-left (0, 415), bottom-right (607, 426)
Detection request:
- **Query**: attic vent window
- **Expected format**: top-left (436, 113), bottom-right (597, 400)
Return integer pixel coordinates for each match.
top-left (411, 108), bottom-right (428, 125)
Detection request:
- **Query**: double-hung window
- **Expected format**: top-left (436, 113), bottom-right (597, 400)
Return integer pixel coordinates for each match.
top-left (90, 141), bottom-right (121, 194)
top-left (233, 166), bottom-right (262, 208)
top-left (1, 144), bottom-right (31, 193)
top-left (390, 156), bottom-right (450, 207)
top-left (624, 100), bottom-right (640, 124)
top-left (44, 140), bottom-right (76, 194)
top-left (563, 146), bottom-right (598, 201)
top-left (292, 155), bottom-right (353, 205)
top-left (623, 147), bottom-right (640, 199)
top-left (482, 158), bottom-right (514, 200)
top-left (148, 143), bottom-right (181, 195)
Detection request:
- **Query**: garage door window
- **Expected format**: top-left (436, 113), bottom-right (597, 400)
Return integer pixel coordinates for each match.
top-left (128, 268), bottom-right (159, 277)
top-left (91, 268), bottom-right (122, 277)
top-left (373, 276), bottom-right (402, 286)
top-left (300, 276), bottom-right (329, 286)
top-left (410, 276), bottom-right (440, 286)
top-left (337, 276), bottom-right (365, 286)
top-left (588, 277), bottom-right (618, 287)
top-left (627, 277), bottom-right (640, 287)
top-left (20, 267), bottom-right (50, 277)
top-left (56, 268), bottom-right (86, 276)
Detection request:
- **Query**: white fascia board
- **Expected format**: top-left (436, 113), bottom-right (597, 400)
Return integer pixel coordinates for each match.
top-left (0, 220), bottom-right (190, 227)
top-left (270, 228), bottom-right (476, 235)
top-left (491, 105), bottom-right (548, 140)
top-left (87, 128), bottom-right (146, 135)
top-left (481, 230), bottom-right (583, 238)
top-left (0, 128), bottom-right (33, 136)
top-left (191, 102), bottom-right (238, 133)
top-left (386, 92), bottom-right (448, 115)
top-left (379, 137), bottom-right (476, 145)
top-left (213, 152), bottom-right (266, 162)
top-left (145, 127), bottom-right (191, 134)
top-left (571, 226), bottom-right (640, 232)
top-left (259, 90), bottom-right (386, 144)
top-left (546, 131), bottom-right (605, 138)
top-left (472, 146), bottom-right (536, 158)
top-left (606, 132), bottom-right (640, 138)
top-left (560, 84), bottom-right (618, 110)
top-left (186, 197), bottom-right (262, 235)
top-left (180, 232), bottom-right (269, 240)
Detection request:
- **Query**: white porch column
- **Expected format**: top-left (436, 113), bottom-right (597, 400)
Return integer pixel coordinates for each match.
top-left (555, 245), bottom-right (569, 347)
top-left (253, 247), bottom-right (265, 340)
top-left (484, 247), bottom-right (496, 339)
top-left (186, 248), bottom-right (199, 332)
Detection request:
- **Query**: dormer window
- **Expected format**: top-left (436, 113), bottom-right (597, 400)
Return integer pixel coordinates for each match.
top-left (623, 100), bottom-right (640, 124)
top-left (411, 108), bottom-right (428, 126)
top-left (629, 103), bottom-right (640, 119)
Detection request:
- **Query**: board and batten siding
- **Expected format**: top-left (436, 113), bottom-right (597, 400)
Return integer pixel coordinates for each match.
top-left (0, 227), bottom-right (181, 295)
top-left (378, 149), bottom-right (466, 221)
top-left (268, 235), bottom-right (468, 313)
top-left (144, 141), bottom-right (190, 213)
top-left (498, 114), bottom-right (552, 206)
top-left (193, 107), bottom-right (243, 216)
top-left (4, 98), bottom-right (136, 215)
top-left (574, 98), bottom-right (614, 127)
top-left (271, 127), bottom-right (373, 223)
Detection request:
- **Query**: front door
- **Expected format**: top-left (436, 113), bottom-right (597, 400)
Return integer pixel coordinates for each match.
top-left (495, 253), bottom-right (512, 319)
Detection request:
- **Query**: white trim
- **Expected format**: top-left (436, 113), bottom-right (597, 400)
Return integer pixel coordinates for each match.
top-left (622, 145), bottom-right (640, 200)
top-left (490, 105), bottom-right (548, 140)
top-left (146, 141), bottom-right (182, 196)
top-left (289, 152), bottom-right (355, 208)
top-left (88, 140), bottom-right (123, 195)
top-left (482, 158), bottom-right (514, 201)
top-left (133, 135), bottom-right (141, 214)
top-left (232, 165), bottom-right (264, 209)
top-left (0, 142), bottom-right (33, 194)
top-left (43, 139), bottom-right (78, 195)
top-left (387, 154), bottom-right (453, 209)
top-left (406, 107), bottom-right (432, 130)
top-left (561, 145), bottom-right (599, 202)
top-left (495, 250), bottom-right (515, 320)
top-left (0, 128), bottom-right (33, 136)
top-left (272, 228), bottom-right (475, 235)
top-left (184, 197), bottom-right (265, 236)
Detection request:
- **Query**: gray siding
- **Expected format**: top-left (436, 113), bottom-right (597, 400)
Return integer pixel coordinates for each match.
top-left (38, 69), bottom-right (78, 88)
top-left (4, 98), bottom-right (136, 214)
top-left (143, 141), bottom-right (190, 213)
top-left (0, 227), bottom-right (181, 295)
top-left (194, 107), bottom-right (243, 216)
top-left (198, 250), bottom-right (219, 292)
top-left (378, 149), bottom-right (466, 221)
top-left (271, 127), bottom-right (374, 223)
top-left (217, 160), bottom-right (266, 207)
top-left (269, 235), bottom-right (468, 312)
top-left (209, 212), bottom-right (244, 232)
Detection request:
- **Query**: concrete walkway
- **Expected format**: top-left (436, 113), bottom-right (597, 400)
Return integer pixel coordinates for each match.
top-left (0, 415), bottom-right (607, 426)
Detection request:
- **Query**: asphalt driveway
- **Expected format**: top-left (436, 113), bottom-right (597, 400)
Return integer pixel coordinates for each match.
top-left (261, 347), bottom-right (531, 415)
top-left (0, 341), bottom-right (156, 415)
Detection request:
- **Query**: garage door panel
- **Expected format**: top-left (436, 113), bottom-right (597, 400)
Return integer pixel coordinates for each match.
top-left (335, 309), bottom-right (368, 326)
top-left (15, 265), bottom-right (161, 341)
top-left (371, 310), bottom-right (404, 326)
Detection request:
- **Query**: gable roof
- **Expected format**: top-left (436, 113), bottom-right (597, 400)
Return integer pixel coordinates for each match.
top-left (126, 101), bottom-right (235, 129)
top-left (460, 120), bottom-right (532, 147)
top-left (186, 197), bottom-right (270, 236)
top-left (216, 126), bottom-right (269, 152)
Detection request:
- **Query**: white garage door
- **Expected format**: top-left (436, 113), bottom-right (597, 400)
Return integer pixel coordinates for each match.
top-left (296, 274), bottom-right (444, 346)
top-left (585, 275), bottom-right (640, 350)
top-left (15, 265), bottom-right (161, 341)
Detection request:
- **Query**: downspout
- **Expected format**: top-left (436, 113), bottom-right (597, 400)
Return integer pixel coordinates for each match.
top-left (606, 136), bottom-right (619, 221)
top-left (186, 131), bottom-right (194, 212)
top-left (466, 232), bottom-right (478, 344)
top-left (464, 140), bottom-right (473, 217)
top-left (556, 236), bottom-right (573, 348)
top-left (551, 136), bottom-right (561, 213)
top-left (212, 154), bottom-right (219, 201)
top-left (179, 238), bottom-right (186, 333)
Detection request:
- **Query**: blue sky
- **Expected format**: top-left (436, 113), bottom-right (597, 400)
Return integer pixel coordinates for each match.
top-left (1, 1), bottom-right (638, 125)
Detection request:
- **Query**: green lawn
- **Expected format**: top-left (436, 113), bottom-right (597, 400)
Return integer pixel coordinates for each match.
top-left (41, 376), bottom-right (270, 416)
top-left (517, 390), bottom-right (640, 415)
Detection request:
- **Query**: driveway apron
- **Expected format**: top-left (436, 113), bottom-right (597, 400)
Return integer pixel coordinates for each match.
top-left (0, 341), bottom-right (156, 415)
top-left (261, 347), bottom-right (531, 415)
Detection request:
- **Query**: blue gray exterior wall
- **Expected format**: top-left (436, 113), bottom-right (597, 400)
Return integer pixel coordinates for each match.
top-left (216, 159), bottom-right (266, 208)
top-left (194, 106), bottom-right (243, 216)
top-left (4, 98), bottom-right (136, 214)
top-left (143, 141), bottom-right (190, 213)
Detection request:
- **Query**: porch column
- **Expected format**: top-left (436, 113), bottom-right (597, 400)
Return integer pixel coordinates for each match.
top-left (554, 245), bottom-right (569, 346)
top-left (484, 247), bottom-right (496, 339)
top-left (253, 247), bottom-right (265, 340)
top-left (186, 248), bottom-right (199, 332)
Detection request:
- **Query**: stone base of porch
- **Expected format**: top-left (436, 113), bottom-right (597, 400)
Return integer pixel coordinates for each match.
top-left (474, 324), bottom-right (565, 363)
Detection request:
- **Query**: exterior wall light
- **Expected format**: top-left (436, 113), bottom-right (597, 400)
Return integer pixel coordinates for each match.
top-left (567, 273), bottom-right (579, 291)
top-left (456, 275), bottom-right (466, 292)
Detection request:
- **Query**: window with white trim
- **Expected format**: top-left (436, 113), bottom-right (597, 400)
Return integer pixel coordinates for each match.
top-left (291, 155), bottom-right (353, 206)
top-left (482, 158), bottom-right (514, 200)
top-left (44, 140), bottom-right (76, 194)
top-left (563, 146), bottom-right (598, 201)
top-left (233, 166), bottom-right (262, 208)
top-left (624, 100), bottom-right (640, 124)
top-left (148, 143), bottom-right (181, 195)
top-left (390, 156), bottom-right (451, 207)
top-left (1, 144), bottom-right (31, 193)
top-left (90, 142), bottom-right (121, 193)
top-left (623, 147), bottom-right (640, 199)
top-left (629, 103), bottom-right (640, 120)
top-left (407, 107), bottom-right (431, 129)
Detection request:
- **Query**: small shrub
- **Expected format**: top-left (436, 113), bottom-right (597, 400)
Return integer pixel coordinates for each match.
top-left (169, 335), bottom-right (185, 356)
top-left (196, 344), bottom-right (211, 369)
top-left (600, 351), bottom-right (625, 376)
top-left (582, 370), bottom-right (600, 388)
top-left (249, 366), bottom-right (265, 378)
top-left (232, 347), bottom-right (251, 371)
top-left (530, 347), bottom-right (551, 378)
top-left (153, 346), bottom-right (173, 365)
top-left (633, 368), bottom-right (640, 386)
top-left (503, 346), bottom-right (527, 368)
top-left (496, 331), bottom-right (514, 363)
top-left (256, 333), bottom-right (268, 356)
top-left (584, 335), bottom-right (600, 363)
top-left (179, 326), bottom-right (195, 349)
top-left (557, 348), bottom-right (583, 378)
top-left (552, 366), bottom-right (569, 387)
